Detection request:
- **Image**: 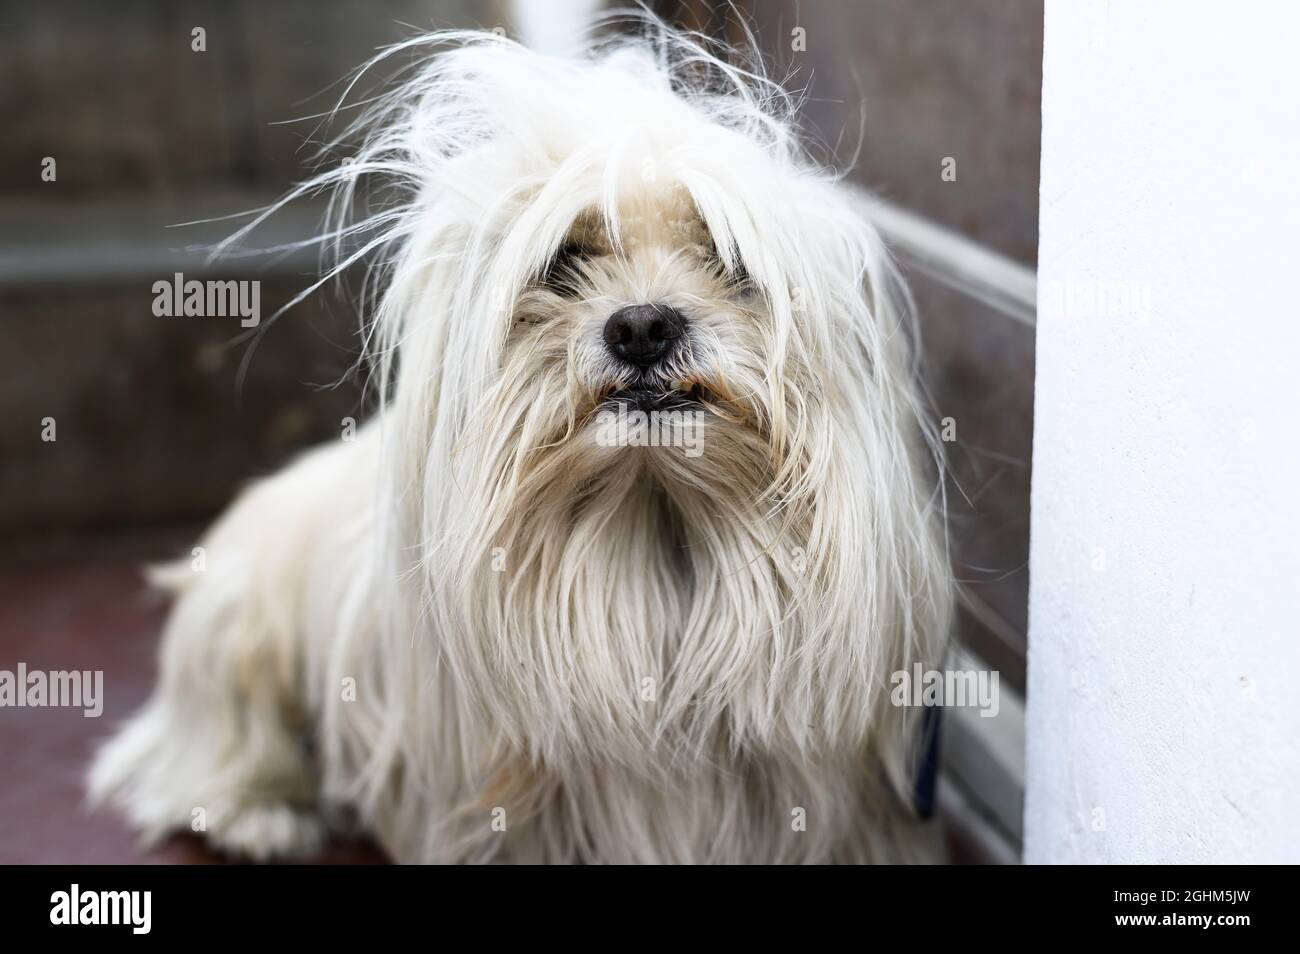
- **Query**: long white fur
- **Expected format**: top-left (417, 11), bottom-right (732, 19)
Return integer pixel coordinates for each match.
top-left (89, 20), bottom-right (953, 864)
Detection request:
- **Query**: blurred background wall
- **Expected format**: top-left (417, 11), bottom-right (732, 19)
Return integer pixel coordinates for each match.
top-left (1, 1), bottom-right (499, 560)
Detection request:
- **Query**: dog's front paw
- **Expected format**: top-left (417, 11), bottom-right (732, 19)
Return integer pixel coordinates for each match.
top-left (210, 803), bottom-right (327, 862)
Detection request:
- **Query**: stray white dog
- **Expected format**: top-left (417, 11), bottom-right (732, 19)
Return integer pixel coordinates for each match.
top-left (90, 23), bottom-right (953, 864)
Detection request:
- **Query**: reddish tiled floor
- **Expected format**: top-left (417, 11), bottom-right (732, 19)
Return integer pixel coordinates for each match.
top-left (0, 558), bottom-right (387, 864)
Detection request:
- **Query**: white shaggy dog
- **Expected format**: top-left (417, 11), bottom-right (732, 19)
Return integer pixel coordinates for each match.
top-left (89, 24), bottom-right (953, 864)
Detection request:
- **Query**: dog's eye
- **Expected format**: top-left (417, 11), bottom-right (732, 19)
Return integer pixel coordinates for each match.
top-left (706, 241), bottom-right (752, 289)
top-left (540, 241), bottom-right (591, 290)
top-left (729, 256), bottom-right (753, 289)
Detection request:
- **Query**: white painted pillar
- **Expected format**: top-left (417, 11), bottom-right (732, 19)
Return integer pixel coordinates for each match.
top-left (510, 0), bottom-right (604, 57)
top-left (1026, 0), bottom-right (1300, 863)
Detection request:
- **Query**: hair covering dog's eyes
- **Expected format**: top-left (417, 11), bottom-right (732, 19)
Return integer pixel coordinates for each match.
top-left (729, 254), bottom-right (753, 289)
top-left (541, 241), bottom-right (592, 290)
top-left (705, 238), bottom-right (752, 289)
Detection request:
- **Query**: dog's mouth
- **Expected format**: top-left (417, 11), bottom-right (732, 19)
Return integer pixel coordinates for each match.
top-left (605, 381), bottom-right (705, 412)
top-left (575, 377), bottom-right (744, 431)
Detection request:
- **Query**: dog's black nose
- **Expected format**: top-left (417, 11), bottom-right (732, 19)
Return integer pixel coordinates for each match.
top-left (603, 304), bottom-right (685, 367)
